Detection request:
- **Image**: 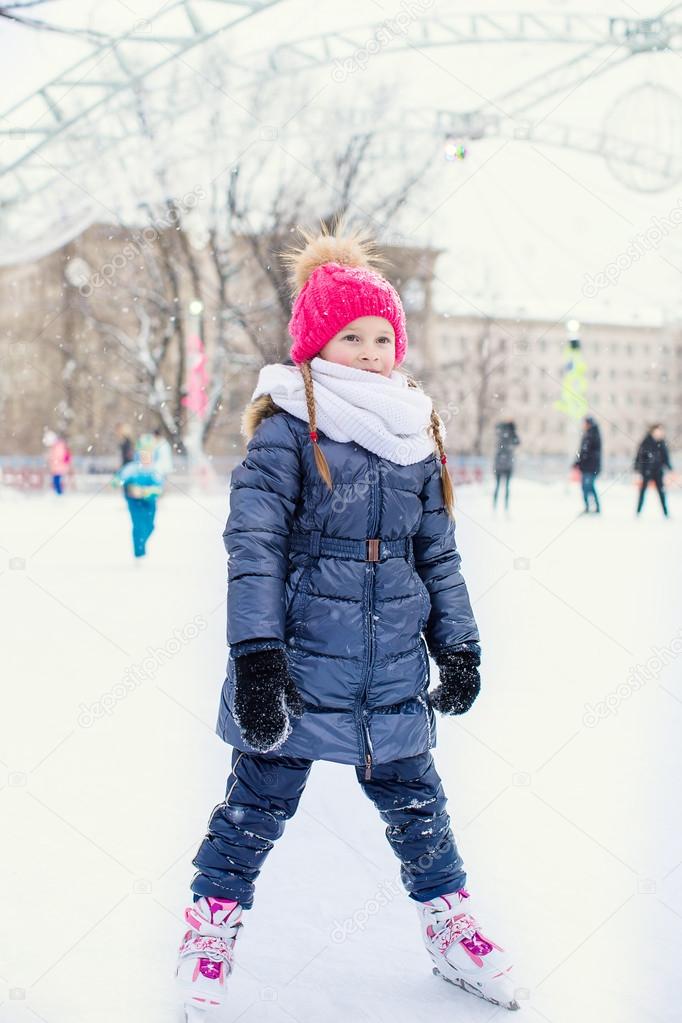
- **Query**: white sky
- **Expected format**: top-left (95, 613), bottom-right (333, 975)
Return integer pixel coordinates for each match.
top-left (2, 0), bottom-right (682, 326)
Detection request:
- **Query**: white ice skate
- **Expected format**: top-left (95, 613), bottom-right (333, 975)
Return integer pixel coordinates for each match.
top-left (416, 889), bottom-right (520, 1010)
top-left (176, 895), bottom-right (244, 1019)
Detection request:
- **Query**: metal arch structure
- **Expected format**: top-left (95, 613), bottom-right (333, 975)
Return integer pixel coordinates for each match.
top-left (0, 0), bottom-right (287, 264)
top-left (2, 4), bottom-right (682, 265)
top-left (0, 0), bottom-right (283, 178)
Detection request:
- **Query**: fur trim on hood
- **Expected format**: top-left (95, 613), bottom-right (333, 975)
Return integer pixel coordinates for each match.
top-left (241, 393), bottom-right (285, 442)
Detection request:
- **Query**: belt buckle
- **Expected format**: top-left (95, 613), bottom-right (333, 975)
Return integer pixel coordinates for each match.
top-left (366, 538), bottom-right (380, 562)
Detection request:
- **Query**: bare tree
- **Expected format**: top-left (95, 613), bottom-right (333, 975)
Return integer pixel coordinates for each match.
top-left (433, 316), bottom-right (510, 455)
top-left (59, 80), bottom-right (444, 461)
top-left (205, 115), bottom-right (438, 362)
top-left (470, 319), bottom-right (508, 455)
top-left (71, 225), bottom-right (186, 444)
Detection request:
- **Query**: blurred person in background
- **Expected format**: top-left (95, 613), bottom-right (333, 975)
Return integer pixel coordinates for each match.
top-left (113, 434), bottom-right (164, 559)
top-left (43, 429), bottom-right (73, 495)
top-left (152, 426), bottom-right (174, 483)
top-left (573, 415), bottom-right (602, 515)
top-left (116, 423), bottom-right (135, 468)
top-left (635, 423), bottom-right (672, 518)
top-left (492, 420), bottom-right (520, 511)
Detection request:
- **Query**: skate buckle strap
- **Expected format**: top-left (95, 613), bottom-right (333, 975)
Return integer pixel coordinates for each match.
top-left (434, 912), bottom-right (478, 953)
top-left (179, 931), bottom-right (237, 964)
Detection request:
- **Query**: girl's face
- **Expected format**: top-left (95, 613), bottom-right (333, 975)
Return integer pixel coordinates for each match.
top-left (318, 316), bottom-right (396, 377)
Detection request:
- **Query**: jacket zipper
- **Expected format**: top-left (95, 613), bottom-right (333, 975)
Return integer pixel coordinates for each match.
top-left (363, 580), bottom-right (375, 780)
top-left (358, 450), bottom-right (380, 781)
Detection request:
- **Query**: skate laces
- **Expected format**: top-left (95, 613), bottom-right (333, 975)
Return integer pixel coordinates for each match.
top-left (179, 897), bottom-right (243, 969)
top-left (426, 895), bottom-right (495, 959)
top-left (433, 911), bottom-right (479, 954)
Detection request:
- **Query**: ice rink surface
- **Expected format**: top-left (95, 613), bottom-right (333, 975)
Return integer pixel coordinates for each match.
top-left (2, 475), bottom-right (681, 1023)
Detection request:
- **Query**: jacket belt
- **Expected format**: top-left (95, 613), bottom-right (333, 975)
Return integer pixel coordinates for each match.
top-left (290, 529), bottom-right (413, 563)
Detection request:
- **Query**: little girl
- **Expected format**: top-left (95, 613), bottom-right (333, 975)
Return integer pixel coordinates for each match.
top-left (176, 224), bottom-right (519, 1016)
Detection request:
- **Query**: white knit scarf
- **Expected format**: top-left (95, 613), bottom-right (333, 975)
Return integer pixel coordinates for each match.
top-left (251, 356), bottom-right (444, 466)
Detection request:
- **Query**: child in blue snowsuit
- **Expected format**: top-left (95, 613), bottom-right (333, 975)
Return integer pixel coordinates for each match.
top-left (176, 225), bottom-right (519, 1015)
top-left (114, 434), bottom-right (163, 558)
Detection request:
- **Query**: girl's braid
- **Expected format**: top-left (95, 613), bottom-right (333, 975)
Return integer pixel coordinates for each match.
top-left (404, 373), bottom-right (456, 519)
top-left (300, 359), bottom-right (333, 490)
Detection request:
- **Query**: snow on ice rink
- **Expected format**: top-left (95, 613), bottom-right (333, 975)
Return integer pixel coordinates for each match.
top-left (2, 475), bottom-right (681, 1023)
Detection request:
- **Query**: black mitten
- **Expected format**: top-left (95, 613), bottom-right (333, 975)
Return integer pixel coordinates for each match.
top-left (429, 648), bottom-right (481, 715)
top-left (233, 647), bottom-right (304, 752)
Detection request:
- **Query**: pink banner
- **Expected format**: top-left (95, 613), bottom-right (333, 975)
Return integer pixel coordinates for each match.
top-left (182, 333), bottom-right (209, 420)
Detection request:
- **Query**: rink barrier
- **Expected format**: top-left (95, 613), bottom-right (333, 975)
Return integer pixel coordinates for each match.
top-left (1, 453), bottom-right (679, 492)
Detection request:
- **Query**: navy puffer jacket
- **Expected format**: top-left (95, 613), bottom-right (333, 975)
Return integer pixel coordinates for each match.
top-left (216, 403), bottom-right (480, 773)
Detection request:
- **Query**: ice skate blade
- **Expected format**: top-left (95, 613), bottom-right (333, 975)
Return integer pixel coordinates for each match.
top-left (432, 966), bottom-right (520, 1011)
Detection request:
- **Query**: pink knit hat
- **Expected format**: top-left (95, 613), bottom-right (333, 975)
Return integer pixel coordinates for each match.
top-left (285, 226), bottom-right (408, 366)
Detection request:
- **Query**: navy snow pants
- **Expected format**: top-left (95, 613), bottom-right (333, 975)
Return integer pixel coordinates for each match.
top-left (190, 748), bottom-right (466, 910)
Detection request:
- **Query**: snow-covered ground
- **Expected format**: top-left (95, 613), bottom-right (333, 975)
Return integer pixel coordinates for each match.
top-left (1, 476), bottom-right (681, 1023)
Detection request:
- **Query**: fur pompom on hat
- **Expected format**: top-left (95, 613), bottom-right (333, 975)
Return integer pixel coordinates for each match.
top-left (283, 220), bottom-right (408, 366)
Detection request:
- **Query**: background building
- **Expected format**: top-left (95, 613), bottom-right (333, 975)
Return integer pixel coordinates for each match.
top-left (433, 312), bottom-right (682, 464)
top-left (1, 233), bottom-right (679, 470)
